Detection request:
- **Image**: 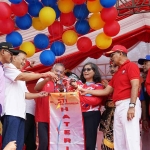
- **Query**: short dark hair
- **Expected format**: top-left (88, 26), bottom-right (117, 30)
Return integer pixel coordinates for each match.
top-left (17, 50), bottom-right (27, 55)
top-left (80, 62), bottom-right (101, 83)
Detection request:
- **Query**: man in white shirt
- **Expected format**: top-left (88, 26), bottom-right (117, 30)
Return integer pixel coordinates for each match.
top-left (0, 42), bottom-right (20, 118)
top-left (2, 50), bottom-right (57, 150)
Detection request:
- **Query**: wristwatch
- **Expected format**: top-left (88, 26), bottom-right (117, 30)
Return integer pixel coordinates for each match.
top-left (129, 103), bottom-right (136, 108)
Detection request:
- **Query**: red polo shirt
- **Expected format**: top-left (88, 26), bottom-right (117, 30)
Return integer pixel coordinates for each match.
top-left (35, 80), bottom-right (55, 123)
top-left (35, 77), bottom-right (71, 122)
top-left (146, 69), bottom-right (150, 95)
top-left (109, 60), bottom-right (140, 102)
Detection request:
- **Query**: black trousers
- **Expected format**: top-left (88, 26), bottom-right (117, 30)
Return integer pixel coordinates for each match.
top-left (83, 111), bottom-right (101, 150)
top-left (24, 113), bottom-right (36, 150)
top-left (38, 122), bottom-right (49, 150)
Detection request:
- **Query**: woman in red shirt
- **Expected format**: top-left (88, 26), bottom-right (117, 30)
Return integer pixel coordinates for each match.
top-left (71, 62), bottom-right (104, 150)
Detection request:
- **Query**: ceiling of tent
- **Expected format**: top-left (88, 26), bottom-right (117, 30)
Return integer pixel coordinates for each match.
top-left (1, 0), bottom-right (150, 74)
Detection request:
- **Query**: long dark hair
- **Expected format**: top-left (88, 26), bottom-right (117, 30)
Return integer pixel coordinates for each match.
top-left (80, 62), bottom-right (101, 83)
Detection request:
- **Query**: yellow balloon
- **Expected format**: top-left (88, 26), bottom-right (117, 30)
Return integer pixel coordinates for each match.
top-left (32, 17), bottom-right (47, 31)
top-left (62, 30), bottom-right (78, 46)
top-left (39, 7), bottom-right (56, 26)
top-left (89, 13), bottom-right (105, 30)
top-left (87, 0), bottom-right (103, 13)
top-left (58, 0), bottom-right (74, 13)
top-left (95, 33), bottom-right (112, 49)
top-left (20, 42), bottom-right (35, 57)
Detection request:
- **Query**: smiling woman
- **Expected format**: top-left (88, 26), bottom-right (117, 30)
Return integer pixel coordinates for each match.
top-left (74, 62), bottom-right (105, 150)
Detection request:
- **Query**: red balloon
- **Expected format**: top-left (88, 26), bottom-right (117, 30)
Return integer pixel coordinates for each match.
top-left (0, 2), bottom-right (12, 20)
top-left (72, 0), bottom-right (86, 5)
top-left (60, 12), bottom-right (76, 27)
top-left (11, 0), bottom-right (28, 17)
top-left (77, 37), bottom-right (92, 52)
top-left (48, 21), bottom-right (63, 37)
top-left (0, 18), bottom-right (14, 34)
top-left (103, 21), bottom-right (120, 37)
top-left (101, 7), bottom-right (117, 23)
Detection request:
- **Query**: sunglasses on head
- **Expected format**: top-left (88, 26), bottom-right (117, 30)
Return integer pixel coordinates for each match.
top-left (83, 68), bottom-right (93, 72)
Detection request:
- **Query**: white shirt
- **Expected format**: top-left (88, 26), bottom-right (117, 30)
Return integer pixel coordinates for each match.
top-left (25, 99), bottom-right (35, 116)
top-left (0, 64), bottom-right (5, 113)
top-left (3, 63), bottom-right (27, 119)
top-left (25, 90), bottom-right (35, 116)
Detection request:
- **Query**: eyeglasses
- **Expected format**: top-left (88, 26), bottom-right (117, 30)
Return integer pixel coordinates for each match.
top-left (83, 68), bottom-right (93, 72)
top-left (4, 49), bottom-right (13, 56)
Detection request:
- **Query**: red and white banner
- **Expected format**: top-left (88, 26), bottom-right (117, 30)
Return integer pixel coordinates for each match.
top-left (49, 92), bottom-right (85, 150)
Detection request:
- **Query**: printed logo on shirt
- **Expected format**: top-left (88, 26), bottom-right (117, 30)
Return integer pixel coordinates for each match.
top-left (122, 70), bottom-right (126, 74)
top-left (86, 87), bottom-right (95, 90)
top-left (81, 102), bottom-right (90, 110)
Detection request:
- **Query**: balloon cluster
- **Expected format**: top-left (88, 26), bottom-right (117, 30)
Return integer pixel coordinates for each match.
top-left (0, 0), bottom-right (119, 66)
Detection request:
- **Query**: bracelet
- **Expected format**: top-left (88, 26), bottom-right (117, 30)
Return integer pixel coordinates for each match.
top-left (129, 102), bottom-right (136, 105)
top-left (129, 103), bottom-right (136, 108)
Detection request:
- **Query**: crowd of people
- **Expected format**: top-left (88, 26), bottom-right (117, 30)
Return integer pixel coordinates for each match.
top-left (0, 42), bottom-right (149, 150)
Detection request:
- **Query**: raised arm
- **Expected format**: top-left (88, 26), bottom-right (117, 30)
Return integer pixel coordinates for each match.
top-left (34, 78), bottom-right (51, 92)
top-left (15, 72), bottom-right (57, 82)
top-left (79, 85), bottom-right (113, 96)
top-left (80, 95), bottom-right (103, 105)
top-left (25, 91), bottom-right (48, 99)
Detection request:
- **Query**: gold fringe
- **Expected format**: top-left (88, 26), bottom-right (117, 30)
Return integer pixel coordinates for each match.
top-left (103, 138), bottom-right (114, 149)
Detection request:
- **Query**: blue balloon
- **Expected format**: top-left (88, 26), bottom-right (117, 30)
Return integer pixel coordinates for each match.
top-left (9, 0), bottom-right (22, 4)
top-left (51, 4), bottom-right (61, 19)
top-left (41, 0), bottom-right (57, 6)
top-left (25, 0), bottom-right (38, 3)
top-left (75, 20), bottom-right (90, 35)
top-left (73, 4), bottom-right (89, 20)
top-left (40, 50), bottom-right (55, 66)
top-left (15, 14), bottom-right (32, 30)
top-left (51, 41), bottom-right (65, 56)
top-left (34, 34), bottom-right (49, 50)
top-left (28, 2), bottom-right (43, 17)
top-left (6, 31), bottom-right (23, 47)
top-left (100, 0), bottom-right (117, 8)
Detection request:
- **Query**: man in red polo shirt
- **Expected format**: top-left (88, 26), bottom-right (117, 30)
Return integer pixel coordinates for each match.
top-left (80, 45), bottom-right (141, 150)
top-left (34, 63), bottom-right (66, 150)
